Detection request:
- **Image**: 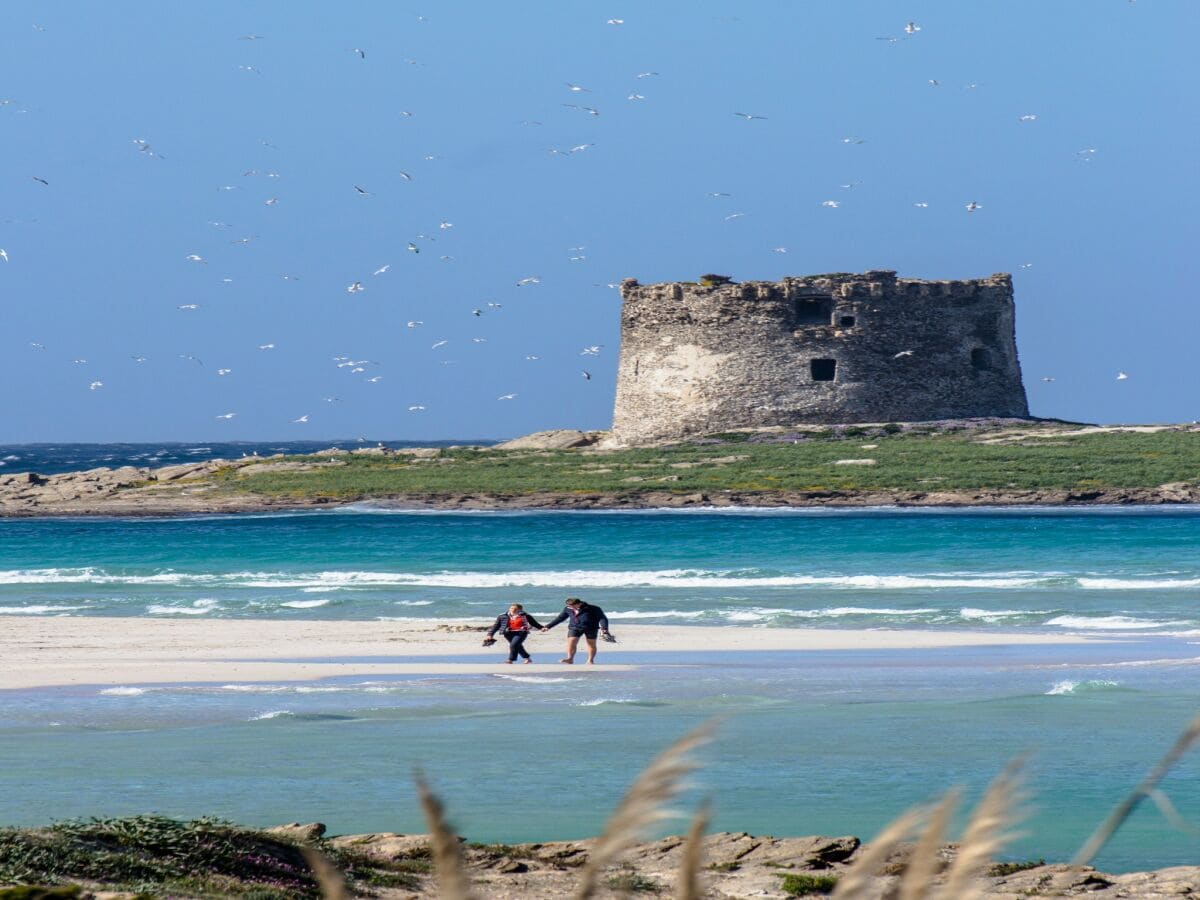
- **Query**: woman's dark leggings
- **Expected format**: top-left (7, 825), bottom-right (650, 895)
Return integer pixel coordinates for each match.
top-left (505, 631), bottom-right (530, 661)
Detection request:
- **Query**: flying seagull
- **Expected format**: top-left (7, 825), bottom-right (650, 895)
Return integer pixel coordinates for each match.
top-left (497, 393), bottom-right (517, 400)
top-left (292, 415), bottom-right (309, 424)
top-left (215, 412), bottom-right (236, 419)
top-left (733, 112), bottom-right (767, 120)
top-left (1116, 371), bottom-right (1129, 380)
top-left (966, 201), bottom-right (982, 212)
top-left (89, 381), bottom-right (103, 390)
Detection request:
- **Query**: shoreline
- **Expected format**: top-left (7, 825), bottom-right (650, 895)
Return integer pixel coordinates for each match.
top-left (0, 619), bottom-right (1106, 691)
top-left (3, 488), bottom-right (1200, 519)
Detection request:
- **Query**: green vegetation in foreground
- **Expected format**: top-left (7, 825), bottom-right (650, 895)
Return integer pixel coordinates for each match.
top-left (0, 816), bottom-right (408, 898)
top-left (204, 426), bottom-right (1200, 502)
top-left (779, 871), bottom-right (839, 895)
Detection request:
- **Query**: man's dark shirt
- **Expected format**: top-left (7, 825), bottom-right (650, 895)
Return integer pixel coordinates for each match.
top-left (546, 603), bottom-right (609, 634)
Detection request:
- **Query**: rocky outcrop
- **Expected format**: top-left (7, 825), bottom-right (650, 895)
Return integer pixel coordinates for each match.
top-left (295, 827), bottom-right (1200, 898)
top-left (493, 430), bottom-right (605, 450)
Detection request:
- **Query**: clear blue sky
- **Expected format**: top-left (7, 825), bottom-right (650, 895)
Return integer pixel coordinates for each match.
top-left (3, 1), bottom-right (1197, 441)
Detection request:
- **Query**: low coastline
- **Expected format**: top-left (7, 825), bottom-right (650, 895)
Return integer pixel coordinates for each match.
top-left (5, 487), bottom-right (1200, 519)
top-left (3, 422), bottom-right (1199, 517)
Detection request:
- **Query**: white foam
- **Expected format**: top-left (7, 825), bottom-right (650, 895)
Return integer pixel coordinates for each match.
top-left (577, 698), bottom-right (639, 706)
top-left (280, 599), bottom-right (331, 609)
top-left (959, 607), bottom-right (1043, 621)
top-left (0, 605), bottom-right (86, 615)
top-left (147, 599), bottom-right (219, 616)
top-left (1078, 577), bottom-right (1200, 590)
top-left (492, 674), bottom-right (572, 683)
top-left (1046, 615), bottom-right (1188, 630)
top-left (1045, 679), bottom-right (1119, 695)
top-left (249, 710), bottom-right (292, 720)
top-left (0, 566), bottom-right (1054, 590)
top-left (219, 683), bottom-right (297, 693)
top-left (98, 686), bottom-right (147, 696)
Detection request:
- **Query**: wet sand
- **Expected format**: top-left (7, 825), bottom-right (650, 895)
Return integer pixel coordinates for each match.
top-left (0, 617), bottom-right (1103, 690)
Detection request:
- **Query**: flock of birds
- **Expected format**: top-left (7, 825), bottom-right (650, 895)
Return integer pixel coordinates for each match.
top-left (3, 12), bottom-right (1136, 432)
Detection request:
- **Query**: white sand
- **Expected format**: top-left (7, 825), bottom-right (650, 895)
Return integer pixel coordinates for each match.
top-left (0, 618), bottom-right (1101, 690)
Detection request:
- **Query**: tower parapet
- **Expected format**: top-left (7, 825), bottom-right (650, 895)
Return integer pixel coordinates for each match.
top-left (610, 271), bottom-right (1028, 445)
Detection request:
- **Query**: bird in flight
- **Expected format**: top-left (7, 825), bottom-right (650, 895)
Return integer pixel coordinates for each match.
top-left (354, 185), bottom-right (371, 195)
top-left (0, 249), bottom-right (7, 262)
top-left (185, 254), bottom-right (206, 263)
top-left (1116, 371), bottom-right (1129, 380)
top-left (407, 242), bottom-right (420, 254)
top-left (606, 18), bottom-right (624, 25)
top-left (516, 276), bottom-right (541, 286)
top-left (258, 343), bottom-right (275, 350)
top-left (292, 415), bottom-right (309, 424)
top-left (365, 375), bottom-right (383, 383)
top-left (346, 282), bottom-right (365, 294)
top-left (1042, 377), bottom-right (1056, 383)
top-left (565, 83), bottom-right (591, 92)
top-left (89, 381), bottom-right (103, 390)
top-left (32, 176), bottom-right (49, 186)
top-left (893, 350), bottom-right (915, 359)
top-left (581, 371), bottom-right (592, 380)
top-left (177, 304), bottom-right (199, 310)
top-left (179, 354), bottom-right (203, 365)
top-left (914, 202), bottom-right (929, 208)
top-left (904, 22), bottom-right (921, 34)
top-left (406, 320), bottom-right (424, 328)
top-left (373, 265), bottom-right (390, 275)
top-left (821, 200), bottom-right (840, 208)
top-left (217, 368), bottom-right (232, 376)
top-left (349, 48), bottom-right (366, 59)
top-left (636, 71), bottom-right (658, 78)
top-left (131, 354), bottom-right (147, 363)
top-left (497, 393), bottom-right (517, 400)
top-left (432, 340), bottom-right (449, 349)
top-left (215, 412), bottom-right (236, 419)
top-left (399, 171), bottom-right (413, 182)
top-left (581, 345), bottom-right (603, 355)
top-left (965, 201), bottom-right (981, 212)
top-left (733, 112), bottom-right (766, 120)
top-left (408, 405), bottom-right (426, 411)
top-left (1019, 114), bottom-right (1038, 122)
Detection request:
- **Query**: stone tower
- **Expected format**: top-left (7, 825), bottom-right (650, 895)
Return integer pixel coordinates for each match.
top-left (610, 271), bottom-right (1028, 445)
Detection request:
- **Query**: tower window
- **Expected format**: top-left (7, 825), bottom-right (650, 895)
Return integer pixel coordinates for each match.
top-left (971, 347), bottom-right (993, 370)
top-left (838, 315), bottom-right (856, 327)
top-left (793, 295), bottom-right (833, 326)
top-left (811, 358), bottom-right (837, 381)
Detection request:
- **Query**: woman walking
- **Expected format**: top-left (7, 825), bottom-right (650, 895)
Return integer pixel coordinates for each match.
top-left (484, 603), bottom-right (545, 664)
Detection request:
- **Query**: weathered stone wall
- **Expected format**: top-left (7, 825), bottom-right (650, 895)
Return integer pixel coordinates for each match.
top-left (610, 271), bottom-right (1029, 445)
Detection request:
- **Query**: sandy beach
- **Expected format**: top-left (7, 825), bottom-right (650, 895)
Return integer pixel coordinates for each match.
top-left (0, 617), bottom-right (1104, 691)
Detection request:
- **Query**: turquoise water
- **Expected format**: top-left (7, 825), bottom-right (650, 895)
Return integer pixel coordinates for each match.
top-left (3, 508), bottom-right (1200, 872)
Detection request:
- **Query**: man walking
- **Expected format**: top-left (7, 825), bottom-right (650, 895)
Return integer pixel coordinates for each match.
top-left (544, 597), bottom-right (611, 665)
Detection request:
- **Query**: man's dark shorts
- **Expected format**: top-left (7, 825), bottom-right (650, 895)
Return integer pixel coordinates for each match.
top-left (568, 627), bottom-right (599, 640)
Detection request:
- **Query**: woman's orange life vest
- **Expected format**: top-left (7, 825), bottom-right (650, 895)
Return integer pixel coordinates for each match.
top-left (507, 614), bottom-right (528, 632)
